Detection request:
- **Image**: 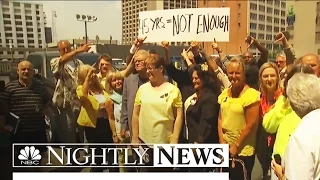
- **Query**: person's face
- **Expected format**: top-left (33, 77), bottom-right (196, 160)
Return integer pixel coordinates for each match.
top-left (58, 41), bottom-right (72, 55)
top-left (227, 62), bottom-right (245, 87)
top-left (261, 67), bottom-right (278, 92)
top-left (134, 54), bottom-right (147, 72)
top-left (302, 56), bottom-right (320, 76)
top-left (146, 63), bottom-right (163, 82)
top-left (110, 77), bottom-right (123, 92)
top-left (276, 56), bottom-right (286, 71)
top-left (99, 59), bottom-right (112, 74)
top-left (243, 52), bottom-right (253, 64)
top-left (192, 71), bottom-right (203, 91)
top-left (17, 62), bottom-right (34, 80)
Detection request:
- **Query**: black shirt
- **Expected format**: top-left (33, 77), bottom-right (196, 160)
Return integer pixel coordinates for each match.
top-left (0, 79), bottom-right (50, 132)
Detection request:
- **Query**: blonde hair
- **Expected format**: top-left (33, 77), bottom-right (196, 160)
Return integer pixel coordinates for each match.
top-left (78, 64), bottom-right (93, 85)
top-left (133, 49), bottom-right (149, 60)
top-left (106, 71), bottom-right (124, 94)
top-left (227, 56), bottom-right (246, 72)
top-left (258, 62), bottom-right (280, 94)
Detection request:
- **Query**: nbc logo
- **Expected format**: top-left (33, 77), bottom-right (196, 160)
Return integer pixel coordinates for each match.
top-left (18, 146), bottom-right (42, 165)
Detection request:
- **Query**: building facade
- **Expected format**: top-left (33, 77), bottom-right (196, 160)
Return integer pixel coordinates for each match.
top-left (121, 0), bottom-right (197, 46)
top-left (0, 0), bottom-right (46, 60)
top-left (286, 0), bottom-right (319, 57)
top-left (198, 0), bottom-right (287, 56)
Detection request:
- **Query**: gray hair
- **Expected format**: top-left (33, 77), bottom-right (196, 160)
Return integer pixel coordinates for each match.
top-left (276, 52), bottom-right (286, 59)
top-left (286, 73), bottom-right (320, 117)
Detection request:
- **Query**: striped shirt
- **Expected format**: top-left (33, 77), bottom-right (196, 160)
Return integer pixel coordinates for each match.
top-left (0, 79), bottom-right (50, 132)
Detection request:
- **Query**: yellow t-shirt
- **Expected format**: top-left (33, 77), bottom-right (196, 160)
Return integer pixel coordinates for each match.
top-left (218, 87), bottom-right (260, 156)
top-left (134, 82), bottom-right (183, 145)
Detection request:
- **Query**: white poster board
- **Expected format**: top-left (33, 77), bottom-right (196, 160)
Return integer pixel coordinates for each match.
top-left (138, 8), bottom-right (230, 43)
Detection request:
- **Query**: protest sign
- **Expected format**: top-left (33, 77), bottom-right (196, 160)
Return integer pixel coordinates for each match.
top-left (138, 8), bottom-right (230, 43)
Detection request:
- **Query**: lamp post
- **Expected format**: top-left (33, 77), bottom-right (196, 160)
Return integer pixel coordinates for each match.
top-left (76, 14), bottom-right (97, 44)
top-left (9, 39), bottom-right (13, 62)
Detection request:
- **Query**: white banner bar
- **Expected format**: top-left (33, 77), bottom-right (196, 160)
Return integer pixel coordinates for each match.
top-left (13, 173), bottom-right (229, 180)
top-left (138, 8), bottom-right (230, 42)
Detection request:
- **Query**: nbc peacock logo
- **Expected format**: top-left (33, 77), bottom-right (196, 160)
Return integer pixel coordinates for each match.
top-left (18, 146), bottom-right (42, 165)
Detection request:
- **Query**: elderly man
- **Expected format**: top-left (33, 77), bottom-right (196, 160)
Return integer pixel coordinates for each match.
top-left (50, 41), bottom-right (90, 143)
top-left (272, 73), bottom-right (320, 180)
top-left (0, 61), bottom-right (50, 152)
top-left (299, 54), bottom-right (320, 77)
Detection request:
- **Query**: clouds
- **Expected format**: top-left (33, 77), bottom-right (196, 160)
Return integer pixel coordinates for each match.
top-left (25, 1), bottom-right (122, 42)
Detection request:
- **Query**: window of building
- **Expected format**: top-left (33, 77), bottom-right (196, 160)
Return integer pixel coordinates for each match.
top-left (267, 7), bottom-right (272, 14)
top-left (266, 25), bottom-right (272, 31)
top-left (281, 19), bottom-right (286, 25)
top-left (15, 21), bottom-right (22, 25)
top-left (250, 3), bottom-right (257, 10)
top-left (281, 28), bottom-right (285, 32)
top-left (15, 15), bottom-right (22, 19)
top-left (16, 27), bottom-right (23, 31)
top-left (281, 2), bottom-right (286, 8)
top-left (28, 40), bottom-right (35, 44)
top-left (5, 33), bottom-right (12, 37)
top-left (26, 22), bottom-right (33, 26)
top-left (4, 27), bottom-right (12, 31)
top-left (281, 10), bottom-right (285, 16)
top-left (274, 9), bottom-right (279, 15)
top-left (27, 28), bottom-right (33, 32)
top-left (250, 13), bottom-right (257, 20)
top-left (36, 11), bottom-right (40, 15)
top-left (27, 34), bottom-right (34, 38)
top-left (25, 16), bottom-right (32, 20)
top-left (14, 9), bottom-right (21, 13)
top-left (259, 5), bottom-right (265, 12)
top-left (274, 18), bottom-right (279, 24)
top-left (250, 32), bottom-right (256, 38)
top-left (266, 34), bottom-right (273, 40)
top-left (4, 20), bottom-right (11, 25)
top-left (258, 24), bottom-right (265, 30)
top-left (18, 51), bottom-right (24, 55)
top-left (259, 15), bottom-right (265, 21)
top-left (13, 2), bottom-right (20, 7)
top-left (17, 39), bottom-right (24, 43)
top-left (267, 16), bottom-right (272, 23)
top-left (258, 33), bottom-right (264, 40)
top-left (17, 33), bottom-right (23, 38)
top-left (3, 14), bottom-right (10, 18)
top-left (274, 27), bottom-right (279, 32)
top-left (250, 23), bottom-right (257, 30)
top-left (2, 1), bottom-right (9, 6)
top-left (267, 0), bottom-right (273, 5)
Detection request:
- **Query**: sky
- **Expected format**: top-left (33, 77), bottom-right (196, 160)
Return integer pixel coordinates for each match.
top-left (22, 1), bottom-right (122, 43)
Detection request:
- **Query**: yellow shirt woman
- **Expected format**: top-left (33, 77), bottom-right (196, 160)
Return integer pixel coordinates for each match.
top-left (218, 88), bottom-right (260, 156)
top-left (134, 82), bottom-right (182, 145)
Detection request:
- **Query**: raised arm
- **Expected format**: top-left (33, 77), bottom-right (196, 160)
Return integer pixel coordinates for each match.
top-left (275, 32), bottom-right (295, 66)
top-left (246, 36), bottom-right (269, 68)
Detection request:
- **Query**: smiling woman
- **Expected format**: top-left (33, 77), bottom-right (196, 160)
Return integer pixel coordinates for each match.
top-left (218, 57), bottom-right (261, 180)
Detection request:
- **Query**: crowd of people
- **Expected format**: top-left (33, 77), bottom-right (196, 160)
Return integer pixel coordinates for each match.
top-left (0, 31), bottom-right (320, 180)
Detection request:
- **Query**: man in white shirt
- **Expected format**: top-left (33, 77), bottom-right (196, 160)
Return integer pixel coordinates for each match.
top-left (275, 73), bottom-right (320, 180)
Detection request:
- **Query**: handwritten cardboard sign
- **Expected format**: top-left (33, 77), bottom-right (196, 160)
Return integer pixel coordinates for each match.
top-left (138, 8), bottom-right (230, 43)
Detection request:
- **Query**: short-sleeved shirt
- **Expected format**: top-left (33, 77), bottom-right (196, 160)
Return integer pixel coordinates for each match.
top-left (50, 57), bottom-right (83, 111)
top-left (134, 82), bottom-right (182, 146)
top-left (0, 79), bottom-right (50, 132)
top-left (218, 87), bottom-right (260, 156)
